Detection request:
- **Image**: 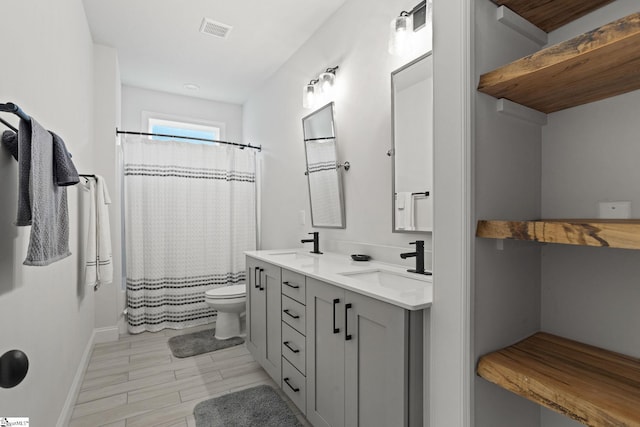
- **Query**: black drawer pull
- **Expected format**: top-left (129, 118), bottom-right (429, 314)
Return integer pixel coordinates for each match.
top-left (332, 298), bottom-right (340, 334)
top-left (284, 377), bottom-right (300, 392)
top-left (259, 268), bottom-right (265, 291)
top-left (345, 303), bottom-right (352, 341)
top-left (283, 341), bottom-right (300, 353)
top-left (283, 309), bottom-right (300, 319)
top-left (283, 281), bottom-right (300, 289)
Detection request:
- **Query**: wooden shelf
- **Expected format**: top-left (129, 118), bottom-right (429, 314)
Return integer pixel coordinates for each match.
top-left (476, 219), bottom-right (640, 250)
top-left (490, 0), bottom-right (614, 32)
top-left (478, 12), bottom-right (640, 113)
top-left (477, 332), bottom-right (640, 426)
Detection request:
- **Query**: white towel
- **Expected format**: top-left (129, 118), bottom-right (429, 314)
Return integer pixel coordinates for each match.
top-left (395, 192), bottom-right (415, 231)
top-left (83, 175), bottom-right (113, 288)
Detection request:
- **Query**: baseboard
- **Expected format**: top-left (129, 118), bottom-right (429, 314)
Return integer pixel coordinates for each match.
top-left (56, 329), bottom-right (96, 427)
top-left (94, 326), bottom-right (120, 344)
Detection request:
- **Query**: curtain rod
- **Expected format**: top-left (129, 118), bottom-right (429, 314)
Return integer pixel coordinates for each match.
top-left (116, 129), bottom-right (261, 151)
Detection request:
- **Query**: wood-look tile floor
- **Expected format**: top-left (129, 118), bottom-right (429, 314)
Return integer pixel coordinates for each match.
top-left (70, 324), bottom-right (311, 427)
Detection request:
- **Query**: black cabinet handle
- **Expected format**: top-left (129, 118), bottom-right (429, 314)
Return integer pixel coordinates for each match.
top-left (283, 309), bottom-right (300, 319)
top-left (283, 281), bottom-right (300, 289)
top-left (332, 298), bottom-right (340, 334)
top-left (259, 268), bottom-right (265, 291)
top-left (254, 267), bottom-right (260, 288)
top-left (345, 303), bottom-right (352, 341)
top-left (283, 341), bottom-right (300, 353)
top-left (283, 377), bottom-right (300, 392)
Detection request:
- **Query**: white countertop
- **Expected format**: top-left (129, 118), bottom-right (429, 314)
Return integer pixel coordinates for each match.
top-left (245, 249), bottom-right (432, 310)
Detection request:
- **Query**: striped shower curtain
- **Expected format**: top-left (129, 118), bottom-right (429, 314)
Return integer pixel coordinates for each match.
top-left (123, 136), bottom-right (256, 334)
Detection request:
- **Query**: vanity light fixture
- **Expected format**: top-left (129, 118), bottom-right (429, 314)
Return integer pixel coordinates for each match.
top-left (318, 66), bottom-right (339, 95)
top-left (302, 66), bottom-right (339, 109)
top-left (302, 79), bottom-right (319, 109)
top-left (389, 0), bottom-right (432, 56)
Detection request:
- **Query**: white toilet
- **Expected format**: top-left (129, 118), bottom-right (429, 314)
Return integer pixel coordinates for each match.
top-left (205, 284), bottom-right (246, 340)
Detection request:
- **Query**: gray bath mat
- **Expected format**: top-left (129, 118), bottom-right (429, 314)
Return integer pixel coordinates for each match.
top-left (167, 329), bottom-right (244, 358)
top-left (194, 385), bottom-right (302, 427)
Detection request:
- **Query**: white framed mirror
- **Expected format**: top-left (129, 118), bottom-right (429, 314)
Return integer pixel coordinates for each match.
top-left (302, 102), bottom-right (346, 228)
top-left (391, 52), bottom-right (433, 233)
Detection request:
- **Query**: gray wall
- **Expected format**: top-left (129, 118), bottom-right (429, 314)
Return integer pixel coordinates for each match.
top-left (473, 0), bottom-right (543, 425)
top-left (121, 85), bottom-right (243, 140)
top-left (540, 1), bottom-right (640, 425)
top-left (0, 0), bottom-right (96, 424)
top-left (93, 45), bottom-right (124, 339)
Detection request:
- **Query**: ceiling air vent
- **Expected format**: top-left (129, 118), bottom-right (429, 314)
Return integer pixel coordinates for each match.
top-left (199, 18), bottom-right (233, 39)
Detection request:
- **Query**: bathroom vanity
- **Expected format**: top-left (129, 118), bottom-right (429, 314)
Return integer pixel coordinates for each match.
top-left (245, 250), bottom-right (432, 427)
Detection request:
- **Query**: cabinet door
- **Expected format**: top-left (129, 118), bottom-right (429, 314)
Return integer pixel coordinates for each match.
top-left (306, 278), bottom-right (346, 427)
top-left (246, 259), bottom-right (282, 383)
top-left (246, 258), bottom-right (265, 362)
top-left (344, 291), bottom-right (408, 427)
top-left (261, 261), bottom-right (282, 383)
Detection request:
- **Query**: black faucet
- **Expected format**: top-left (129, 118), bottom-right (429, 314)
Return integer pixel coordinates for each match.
top-left (400, 240), bottom-right (431, 275)
top-left (301, 232), bottom-right (322, 254)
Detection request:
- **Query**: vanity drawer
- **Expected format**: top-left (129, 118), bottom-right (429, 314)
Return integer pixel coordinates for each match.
top-left (282, 269), bottom-right (306, 304)
top-left (282, 323), bottom-right (306, 375)
top-left (282, 358), bottom-right (306, 415)
top-left (282, 295), bottom-right (306, 334)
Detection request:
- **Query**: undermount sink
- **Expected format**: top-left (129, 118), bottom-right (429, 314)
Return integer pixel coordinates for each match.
top-left (268, 251), bottom-right (313, 260)
top-left (339, 269), bottom-right (429, 291)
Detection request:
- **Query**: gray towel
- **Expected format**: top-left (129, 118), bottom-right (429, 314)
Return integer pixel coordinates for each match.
top-left (19, 118), bottom-right (71, 266)
top-left (2, 129), bottom-right (79, 186)
top-left (16, 120), bottom-right (32, 226)
top-left (2, 130), bottom-right (18, 160)
top-left (51, 131), bottom-right (79, 186)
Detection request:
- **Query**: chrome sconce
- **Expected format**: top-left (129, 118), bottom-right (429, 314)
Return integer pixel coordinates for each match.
top-left (302, 66), bottom-right (339, 109)
top-left (389, 0), bottom-right (432, 56)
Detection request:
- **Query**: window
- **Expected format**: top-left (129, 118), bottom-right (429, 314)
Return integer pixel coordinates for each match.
top-left (144, 113), bottom-right (225, 145)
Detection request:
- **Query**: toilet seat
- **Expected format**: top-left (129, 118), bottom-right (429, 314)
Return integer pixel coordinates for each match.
top-left (205, 284), bottom-right (246, 299)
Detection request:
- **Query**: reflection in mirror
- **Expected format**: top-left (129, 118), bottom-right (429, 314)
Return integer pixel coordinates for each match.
top-left (392, 52), bottom-right (433, 233)
top-left (302, 102), bottom-right (346, 228)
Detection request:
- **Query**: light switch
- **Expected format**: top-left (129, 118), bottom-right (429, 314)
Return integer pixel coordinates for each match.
top-left (598, 201), bottom-right (631, 219)
top-left (299, 210), bottom-right (306, 225)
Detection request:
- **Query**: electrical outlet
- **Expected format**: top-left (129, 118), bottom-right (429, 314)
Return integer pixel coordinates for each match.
top-left (299, 210), bottom-right (306, 225)
top-left (598, 201), bottom-right (631, 219)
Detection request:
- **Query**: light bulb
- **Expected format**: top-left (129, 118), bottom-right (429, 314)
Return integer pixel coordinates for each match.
top-left (318, 72), bottom-right (336, 95)
top-left (389, 14), bottom-right (413, 56)
top-left (302, 82), bottom-right (317, 109)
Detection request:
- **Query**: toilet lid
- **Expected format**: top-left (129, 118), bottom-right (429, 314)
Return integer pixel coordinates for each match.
top-left (205, 284), bottom-right (246, 299)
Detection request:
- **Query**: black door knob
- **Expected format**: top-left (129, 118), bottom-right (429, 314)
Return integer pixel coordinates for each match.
top-left (0, 349), bottom-right (29, 388)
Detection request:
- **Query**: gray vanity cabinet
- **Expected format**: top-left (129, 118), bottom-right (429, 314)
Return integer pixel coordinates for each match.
top-left (306, 277), bottom-right (423, 427)
top-left (246, 257), bottom-right (282, 383)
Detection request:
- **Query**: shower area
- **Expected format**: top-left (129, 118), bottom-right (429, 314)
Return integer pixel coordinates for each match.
top-left (122, 134), bottom-right (258, 334)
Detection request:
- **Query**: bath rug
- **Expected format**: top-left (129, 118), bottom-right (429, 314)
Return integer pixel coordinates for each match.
top-left (167, 329), bottom-right (244, 358)
top-left (194, 384), bottom-right (302, 427)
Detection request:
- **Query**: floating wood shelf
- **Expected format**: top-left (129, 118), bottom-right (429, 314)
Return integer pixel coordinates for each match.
top-left (476, 219), bottom-right (640, 250)
top-left (478, 12), bottom-right (640, 113)
top-left (490, 0), bottom-right (614, 32)
top-left (477, 332), bottom-right (640, 426)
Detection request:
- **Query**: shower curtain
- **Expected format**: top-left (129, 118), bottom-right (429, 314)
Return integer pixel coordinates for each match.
top-left (123, 136), bottom-right (256, 333)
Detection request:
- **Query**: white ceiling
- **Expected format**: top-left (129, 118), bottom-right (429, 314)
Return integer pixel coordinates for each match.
top-left (82, 0), bottom-right (349, 104)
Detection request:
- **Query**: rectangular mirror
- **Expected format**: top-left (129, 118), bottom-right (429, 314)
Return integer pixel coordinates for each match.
top-left (391, 52), bottom-right (433, 233)
top-left (302, 102), bottom-right (346, 228)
